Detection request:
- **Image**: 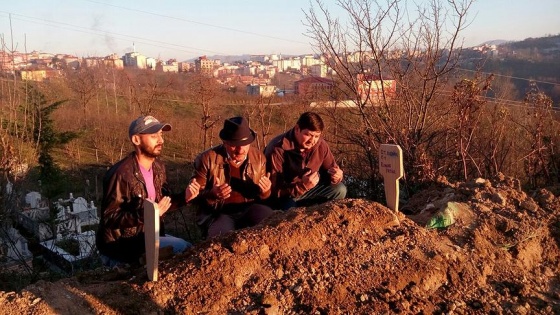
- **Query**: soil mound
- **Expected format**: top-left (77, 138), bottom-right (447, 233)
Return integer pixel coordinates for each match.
top-left (1, 174), bottom-right (559, 314)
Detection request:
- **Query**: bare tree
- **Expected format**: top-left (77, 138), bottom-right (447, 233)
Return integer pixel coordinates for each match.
top-left (515, 82), bottom-right (556, 188)
top-left (124, 70), bottom-right (174, 116)
top-left (450, 75), bottom-right (492, 180)
top-left (65, 67), bottom-right (98, 117)
top-left (243, 94), bottom-right (276, 151)
top-left (184, 72), bottom-right (223, 151)
top-left (304, 0), bottom-right (475, 189)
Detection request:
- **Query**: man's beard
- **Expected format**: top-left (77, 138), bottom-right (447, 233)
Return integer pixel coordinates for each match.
top-left (140, 143), bottom-right (162, 158)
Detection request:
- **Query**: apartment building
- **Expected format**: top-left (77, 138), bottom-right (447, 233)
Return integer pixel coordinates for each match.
top-left (294, 77), bottom-right (335, 99)
top-left (357, 73), bottom-right (396, 103)
top-left (123, 51), bottom-right (147, 69)
top-left (195, 55), bottom-right (215, 74)
top-left (246, 84), bottom-right (277, 97)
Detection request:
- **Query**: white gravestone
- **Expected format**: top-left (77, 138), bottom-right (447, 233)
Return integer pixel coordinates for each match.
top-left (25, 191), bottom-right (42, 208)
top-left (72, 197), bottom-right (88, 213)
top-left (143, 199), bottom-right (160, 281)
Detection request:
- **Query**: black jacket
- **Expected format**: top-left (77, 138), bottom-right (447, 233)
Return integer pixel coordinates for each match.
top-left (96, 152), bottom-right (184, 263)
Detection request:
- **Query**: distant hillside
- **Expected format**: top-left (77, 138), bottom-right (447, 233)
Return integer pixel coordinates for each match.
top-left (481, 39), bottom-right (509, 46)
top-left (505, 34), bottom-right (560, 50)
top-left (186, 54), bottom-right (304, 63)
top-left (460, 34), bottom-right (560, 106)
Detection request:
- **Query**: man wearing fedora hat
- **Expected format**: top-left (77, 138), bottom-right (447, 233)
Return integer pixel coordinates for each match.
top-left (192, 116), bottom-right (274, 238)
top-left (265, 111), bottom-right (346, 210)
top-left (96, 115), bottom-right (201, 267)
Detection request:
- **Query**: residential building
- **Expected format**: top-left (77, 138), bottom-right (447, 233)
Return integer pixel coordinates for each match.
top-left (357, 73), bottom-right (396, 103)
top-left (155, 60), bottom-right (179, 72)
top-left (246, 84), bottom-right (276, 97)
top-left (272, 57), bottom-right (302, 72)
top-left (294, 77), bottom-right (335, 99)
top-left (178, 61), bottom-right (192, 72)
top-left (123, 51), bottom-right (147, 69)
top-left (309, 63), bottom-right (328, 77)
top-left (195, 55), bottom-right (214, 74)
top-left (146, 57), bottom-right (157, 70)
top-left (104, 54), bottom-right (124, 69)
top-left (18, 68), bottom-right (48, 81)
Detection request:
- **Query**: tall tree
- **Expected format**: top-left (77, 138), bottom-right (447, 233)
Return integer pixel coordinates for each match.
top-left (184, 72), bottom-right (223, 151)
top-left (28, 85), bottom-right (77, 198)
top-left (304, 0), bottom-right (475, 191)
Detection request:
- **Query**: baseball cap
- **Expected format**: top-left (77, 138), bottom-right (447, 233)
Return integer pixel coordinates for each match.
top-left (128, 115), bottom-right (171, 139)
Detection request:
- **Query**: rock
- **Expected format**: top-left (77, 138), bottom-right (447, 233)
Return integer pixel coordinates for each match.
top-left (520, 200), bottom-right (539, 213)
top-left (491, 192), bottom-right (507, 206)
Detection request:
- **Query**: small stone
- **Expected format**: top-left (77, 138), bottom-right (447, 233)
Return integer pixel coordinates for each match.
top-left (512, 304), bottom-right (528, 315)
top-left (520, 200), bottom-right (538, 212)
top-left (401, 300), bottom-right (410, 309)
top-left (474, 178), bottom-right (486, 185)
top-left (491, 193), bottom-right (506, 206)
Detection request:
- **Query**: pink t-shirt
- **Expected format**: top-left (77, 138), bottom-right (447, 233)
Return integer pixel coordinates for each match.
top-left (139, 163), bottom-right (156, 201)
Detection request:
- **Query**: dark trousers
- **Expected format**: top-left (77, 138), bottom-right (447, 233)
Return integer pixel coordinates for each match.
top-left (273, 182), bottom-right (347, 211)
top-left (207, 203), bottom-right (274, 238)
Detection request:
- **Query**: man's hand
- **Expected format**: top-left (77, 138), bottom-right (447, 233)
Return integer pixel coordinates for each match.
top-left (328, 165), bottom-right (343, 184)
top-left (302, 169), bottom-right (320, 190)
top-left (185, 178), bottom-right (201, 203)
top-left (211, 183), bottom-right (232, 200)
top-left (258, 172), bottom-right (271, 193)
top-left (157, 196), bottom-right (172, 216)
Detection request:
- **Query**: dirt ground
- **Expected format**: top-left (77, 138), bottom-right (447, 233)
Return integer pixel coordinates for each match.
top-left (1, 173), bottom-right (559, 314)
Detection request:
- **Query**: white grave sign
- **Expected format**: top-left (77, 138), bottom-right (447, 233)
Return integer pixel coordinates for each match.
top-left (25, 191), bottom-right (42, 208)
top-left (73, 197), bottom-right (88, 213)
top-left (379, 144), bottom-right (404, 212)
top-left (143, 199), bottom-right (160, 281)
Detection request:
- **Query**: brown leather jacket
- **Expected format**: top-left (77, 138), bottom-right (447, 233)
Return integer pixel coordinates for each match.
top-left (192, 144), bottom-right (270, 219)
top-left (264, 128), bottom-right (339, 198)
top-left (96, 152), bottom-right (184, 263)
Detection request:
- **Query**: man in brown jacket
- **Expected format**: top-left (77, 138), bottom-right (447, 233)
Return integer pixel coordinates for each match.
top-left (192, 116), bottom-right (274, 238)
top-left (96, 115), bottom-right (200, 267)
top-left (265, 112), bottom-right (346, 210)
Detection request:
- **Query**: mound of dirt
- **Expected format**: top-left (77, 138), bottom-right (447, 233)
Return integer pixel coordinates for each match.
top-left (1, 174), bottom-right (559, 314)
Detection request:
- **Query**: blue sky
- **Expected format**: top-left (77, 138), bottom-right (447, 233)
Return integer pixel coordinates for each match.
top-left (1, 0), bottom-right (559, 61)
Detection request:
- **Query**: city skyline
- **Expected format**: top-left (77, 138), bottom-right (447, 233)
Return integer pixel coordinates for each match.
top-left (1, 0), bottom-right (559, 61)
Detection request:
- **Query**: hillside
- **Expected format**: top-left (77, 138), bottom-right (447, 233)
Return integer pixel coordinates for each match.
top-left (0, 173), bottom-right (558, 314)
top-left (459, 34), bottom-right (560, 105)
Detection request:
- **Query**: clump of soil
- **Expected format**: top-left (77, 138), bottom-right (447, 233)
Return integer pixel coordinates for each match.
top-left (1, 174), bottom-right (559, 314)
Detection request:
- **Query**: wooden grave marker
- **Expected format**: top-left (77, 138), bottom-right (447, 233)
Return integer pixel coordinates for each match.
top-left (379, 144), bottom-right (404, 212)
top-left (143, 199), bottom-right (160, 281)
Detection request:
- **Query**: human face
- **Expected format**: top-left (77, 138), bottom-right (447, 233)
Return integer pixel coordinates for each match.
top-left (134, 130), bottom-right (164, 158)
top-left (295, 126), bottom-right (321, 151)
top-left (224, 142), bottom-right (250, 163)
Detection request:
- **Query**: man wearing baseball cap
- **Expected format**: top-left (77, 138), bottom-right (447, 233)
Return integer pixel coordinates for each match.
top-left (192, 116), bottom-right (274, 238)
top-left (96, 115), bottom-right (200, 267)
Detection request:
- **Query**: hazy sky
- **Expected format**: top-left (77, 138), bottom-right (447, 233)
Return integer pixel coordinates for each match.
top-left (1, 0), bottom-right (559, 61)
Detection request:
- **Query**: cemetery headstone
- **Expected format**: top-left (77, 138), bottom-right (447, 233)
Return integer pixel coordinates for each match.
top-left (143, 199), bottom-right (160, 281)
top-left (379, 144), bottom-right (404, 212)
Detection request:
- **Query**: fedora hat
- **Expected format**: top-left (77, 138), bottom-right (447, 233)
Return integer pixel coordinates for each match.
top-left (219, 117), bottom-right (256, 146)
